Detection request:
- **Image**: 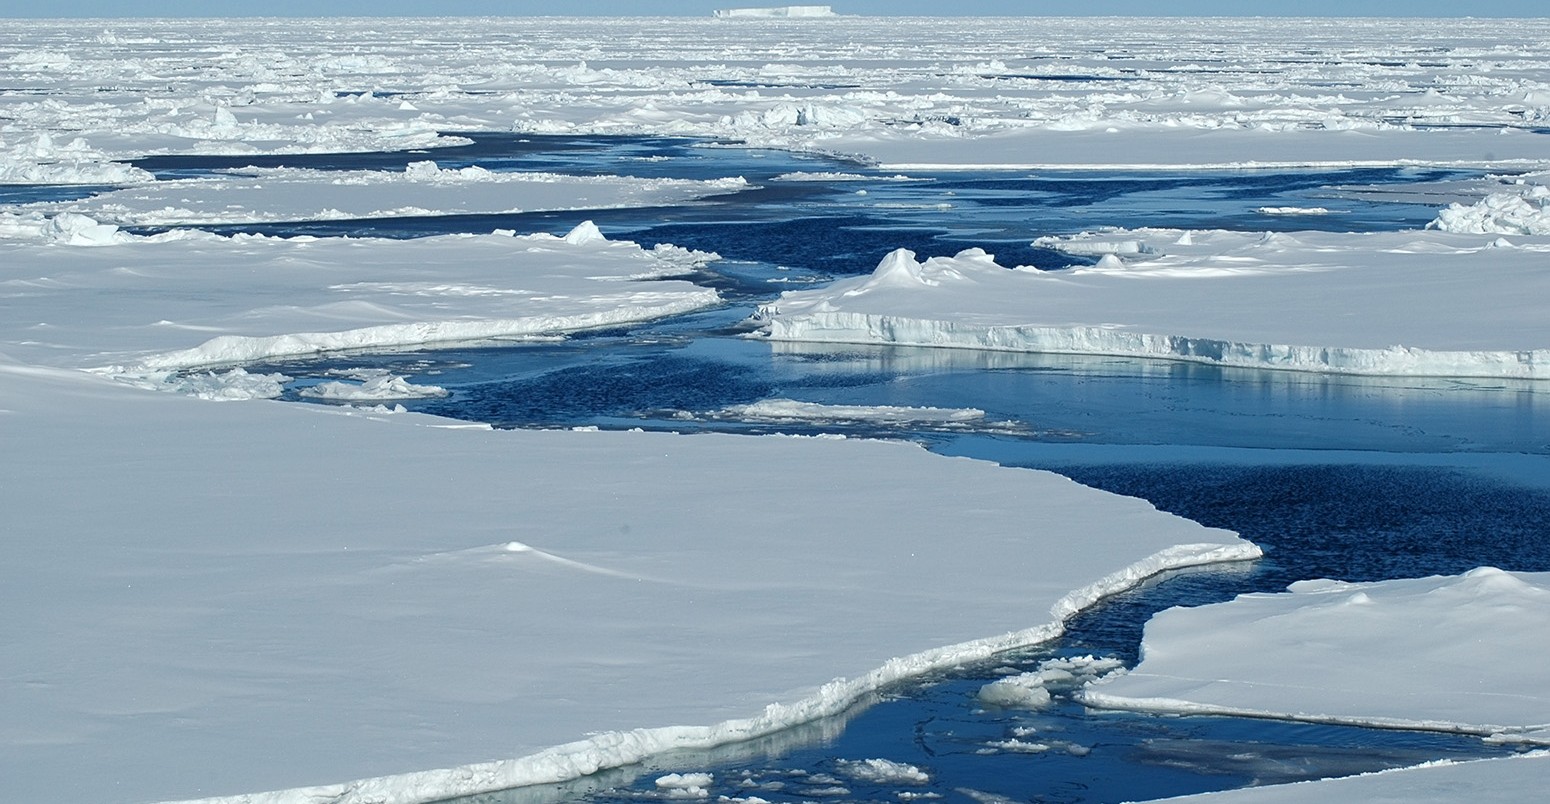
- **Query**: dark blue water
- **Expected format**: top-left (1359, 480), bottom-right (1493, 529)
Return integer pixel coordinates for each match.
top-left (0, 184), bottom-right (112, 204)
top-left (122, 132), bottom-right (1466, 282)
top-left (162, 134), bottom-right (1548, 803)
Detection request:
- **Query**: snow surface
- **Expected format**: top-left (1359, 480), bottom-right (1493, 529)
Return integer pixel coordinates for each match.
top-left (0, 358), bottom-right (1255, 804)
top-left (1080, 568), bottom-right (1550, 745)
top-left (0, 220), bottom-right (720, 376)
top-left (756, 235), bottom-right (1550, 378)
top-left (1146, 752), bottom-right (1550, 804)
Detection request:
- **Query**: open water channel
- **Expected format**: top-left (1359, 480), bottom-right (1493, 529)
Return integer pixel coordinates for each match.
top-left (131, 134), bottom-right (1550, 802)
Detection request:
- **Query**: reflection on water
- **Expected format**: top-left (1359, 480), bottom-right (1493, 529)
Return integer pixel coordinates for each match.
top-left (261, 332), bottom-right (1550, 456)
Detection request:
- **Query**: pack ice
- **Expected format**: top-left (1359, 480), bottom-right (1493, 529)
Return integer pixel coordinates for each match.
top-left (1080, 568), bottom-right (1550, 745)
top-left (756, 230), bottom-right (1550, 379)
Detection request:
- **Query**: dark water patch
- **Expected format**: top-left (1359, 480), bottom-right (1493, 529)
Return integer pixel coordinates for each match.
top-left (256, 326), bottom-right (1550, 456)
top-left (698, 79), bottom-right (863, 90)
top-left (0, 184), bottom-right (114, 204)
top-left (129, 132), bottom-right (850, 183)
top-left (1047, 463), bottom-right (1550, 584)
top-left (419, 354), bottom-right (775, 428)
top-left (123, 134), bottom-right (1469, 254)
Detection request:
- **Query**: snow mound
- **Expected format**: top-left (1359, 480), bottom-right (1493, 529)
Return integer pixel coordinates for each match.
top-left (563, 219), bottom-right (607, 245)
top-left (1079, 567), bottom-right (1550, 744)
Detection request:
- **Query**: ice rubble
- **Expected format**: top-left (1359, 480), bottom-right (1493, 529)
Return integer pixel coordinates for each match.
top-left (977, 655), bottom-right (1125, 710)
top-left (1152, 752), bottom-right (1550, 804)
top-left (756, 234), bottom-right (1550, 379)
top-left (1431, 182), bottom-right (1550, 235)
top-left (298, 372), bottom-right (449, 401)
top-left (6, 18), bottom-right (1550, 169)
top-left (0, 358), bottom-right (1256, 804)
top-left (1080, 568), bottom-right (1550, 745)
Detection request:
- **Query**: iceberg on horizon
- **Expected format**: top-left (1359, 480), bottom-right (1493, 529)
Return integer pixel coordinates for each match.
top-left (714, 5), bottom-right (837, 18)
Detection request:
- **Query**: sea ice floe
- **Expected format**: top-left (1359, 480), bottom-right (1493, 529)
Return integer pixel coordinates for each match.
top-left (1079, 567), bottom-right (1550, 744)
top-left (757, 231), bottom-right (1550, 379)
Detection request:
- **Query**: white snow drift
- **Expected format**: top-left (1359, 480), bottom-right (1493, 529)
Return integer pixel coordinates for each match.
top-left (1080, 568), bottom-right (1550, 745)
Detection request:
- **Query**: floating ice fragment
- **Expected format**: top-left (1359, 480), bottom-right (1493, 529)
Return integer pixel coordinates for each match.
top-left (835, 758), bottom-right (929, 784)
top-left (656, 772), bottom-right (713, 798)
top-left (298, 374), bottom-right (449, 401)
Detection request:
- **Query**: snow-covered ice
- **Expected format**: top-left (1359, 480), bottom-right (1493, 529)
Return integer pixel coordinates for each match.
top-left (756, 233), bottom-right (1550, 378)
top-left (6, 14), bottom-right (1550, 804)
top-left (1079, 568), bottom-right (1550, 745)
top-left (1147, 752), bottom-right (1550, 804)
top-left (834, 758), bottom-right (930, 785)
top-left (0, 220), bottom-right (720, 376)
top-left (0, 357), bottom-right (1256, 804)
top-left (6, 17), bottom-right (1550, 171)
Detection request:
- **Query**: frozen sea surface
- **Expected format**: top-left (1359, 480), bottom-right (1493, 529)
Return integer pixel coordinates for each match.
top-left (232, 136), bottom-right (1550, 803)
top-left (9, 17), bottom-right (1550, 797)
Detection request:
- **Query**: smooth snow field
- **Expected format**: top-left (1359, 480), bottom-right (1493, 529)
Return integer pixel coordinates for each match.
top-left (4, 15), bottom-right (1550, 804)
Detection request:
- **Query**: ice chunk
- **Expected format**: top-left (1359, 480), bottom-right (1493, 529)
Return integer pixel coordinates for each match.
top-left (298, 373), bottom-right (449, 401)
top-left (835, 758), bottom-right (929, 784)
top-left (563, 219), bottom-right (607, 245)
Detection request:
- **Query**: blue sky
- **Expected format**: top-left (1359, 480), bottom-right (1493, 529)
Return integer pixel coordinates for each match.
top-left (4, 0), bottom-right (1545, 16)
